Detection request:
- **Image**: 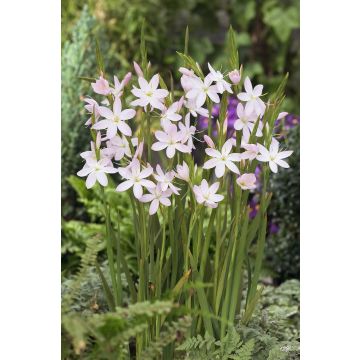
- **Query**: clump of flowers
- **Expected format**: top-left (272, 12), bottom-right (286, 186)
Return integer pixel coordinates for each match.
top-left (76, 27), bottom-right (294, 353)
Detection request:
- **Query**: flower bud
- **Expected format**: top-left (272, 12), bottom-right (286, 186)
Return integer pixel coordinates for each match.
top-left (204, 135), bottom-right (215, 149)
top-left (133, 61), bottom-right (144, 77)
top-left (229, 69), bottom-right (241, 85)
top-left (122, 72), bottom-right (132, 87)
top-left (177, 96), bottom-right (185, 111)
top-left (179, 67), bottom-right (194, 77)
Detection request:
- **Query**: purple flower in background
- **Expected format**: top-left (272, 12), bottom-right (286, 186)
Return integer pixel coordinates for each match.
top-left (269, 221), bottom-right (280, 234)
top-left (197, 97), bottom-right (239, 137)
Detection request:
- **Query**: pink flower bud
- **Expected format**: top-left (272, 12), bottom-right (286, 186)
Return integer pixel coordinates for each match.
top-left (177, 96), bottom-right (185, 111)
top-left (122, 72), bottom-right (132, 87)
top-left (133, 61), bottom-right (144, 77)
top-left (179, 67), bottom-right (194, 77)
top-left (236, 173), bottom-right (256, 190)
top-left (204, 135), bottom-right (215, 149)
top-left (91, 76), bottom-right (111, 95)
top-left (229, 69), bottom-right (241, 85)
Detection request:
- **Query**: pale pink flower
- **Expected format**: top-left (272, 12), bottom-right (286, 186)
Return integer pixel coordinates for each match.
top-left (106, 135), bottom-right (132, 161)
top-left (92, 97), bottom-right (135, 138)
top-left (130, 74), bottom-right (168, 110)
top-left (116, 159), bottom-right (155, 199)
top-left (207, 63), bottom-right (233, 94)
top-left (152, 123), bottom-right (191, 158)
top-left (203, 138), bottom-right (242, 178)
top-left (229, 69), bottom-right (241, 85)
top-left (160, 100), bottom-right (183, 126)
top-left (237, 77), bottom-right (266, 116)
top-left (236, 173), bottom-right (257, 190)
top-left (184, 98), bottom-right (209, 117)
top-left (84, 98), bottom-right (100, 126)
top-left (256, 138), bottom-right (293, 173)
top-left (80, 140), bottom-right (113, 163)
top-left (139, 183), bottom-right (172, 215)
top-left (204, 135), bottom-right (215, 149)
top-left (111, 73), bottom-right (132, 98)
top-left (179, 113), bottom-right (196, 149)
top-left (91, 76), bottom-right (111, 96)
top-left (176, 161), bottom-right (190, 182)
top-left (234, 103), bottom-right (263, 141)
top-left (77, 158), bottom-right (117, 189)
top-left (241, 143), bottom-right (259, 161)
top-left (185, 74), bottom-right (220, 108)
top-left (193, 180), bottom-right (224, 208)
top-left (153, 165), bottom-right (180, 194)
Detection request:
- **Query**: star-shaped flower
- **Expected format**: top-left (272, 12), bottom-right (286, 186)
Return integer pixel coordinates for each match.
top-left (234, 103), bottom-right (263, 141)
top-left (256, 138), bottom-right (293, 173)
top-left (130, 74), bottom-right (168, 110)
top-left (151, 123), bottom-right (191, 158)
top-left (203, 138), bottom-right (242, 178)
top-left (207, 63), bottom-right (233, 94)
top-left (237, 77), bottom-right (266, 116)
top-left (139, 183), bottom-right (172, 215)
top-left (116, 159), bottom-right (155, 198)
top-left (193, 180), bottom-right (224, 208)
top-left (77, 158), bottom-right (117, 189)
top-left (106, 134), bottom-right (132, 161)
top-left (92, 97), bottom-right (135, 138)
top-left (153, 165), bottom-right (180, 195)
top-left (185, 74), bottom-right (220, 108)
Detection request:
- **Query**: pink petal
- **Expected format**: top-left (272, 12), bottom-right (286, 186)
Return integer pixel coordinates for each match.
top-left (116, 180), bottom-right (133, 192)
top-left (86, 173), bottom-right (97, 189)
top-left (117, 121), bottom-right (132, 137)
top-left (120, 109), bottom-right (136, 121)
top-left (149, 199), bottom-right (160, 215)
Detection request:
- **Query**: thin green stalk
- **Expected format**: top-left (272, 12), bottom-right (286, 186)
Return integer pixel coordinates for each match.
top-left (101, 187), bottom-right (119, 306)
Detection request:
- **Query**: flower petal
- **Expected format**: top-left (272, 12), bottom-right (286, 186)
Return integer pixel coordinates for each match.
top-left (116, 180), bottom-right (133, 192)
top-left (149, 199), bottom-right (159, 215)
top-left (215, 162), bottom-right (225, 178)
top-left (86, 173), bottom-right (97, 189)
top-left (117, 121), bottom-right (132, 137)
top-left (133, 183), bottom-right (143, 199)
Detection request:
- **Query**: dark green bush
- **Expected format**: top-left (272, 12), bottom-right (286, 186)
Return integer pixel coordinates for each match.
top-left (266, 125), bottom-right (300, 282)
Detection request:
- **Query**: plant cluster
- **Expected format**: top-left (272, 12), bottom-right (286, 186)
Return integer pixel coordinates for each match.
top-left (70, 24), bottom-right (296, 359)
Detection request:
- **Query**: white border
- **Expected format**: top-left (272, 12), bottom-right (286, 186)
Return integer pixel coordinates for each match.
top-left (301, 0), bottom-right (360, 358)
top-left (0, 1), bottom-right (60, 358)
